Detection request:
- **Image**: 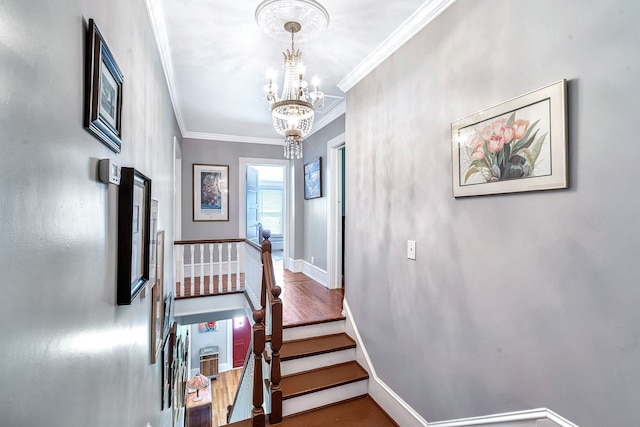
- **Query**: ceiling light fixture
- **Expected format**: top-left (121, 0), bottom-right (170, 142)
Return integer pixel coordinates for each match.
top-left (256, 0), bottom-right (329, 159)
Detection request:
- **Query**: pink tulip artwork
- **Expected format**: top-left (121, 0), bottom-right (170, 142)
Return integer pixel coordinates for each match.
top-left (451, 80), bottom-right (568, 197)
top-left (460, 99), bottom-right (551, 185)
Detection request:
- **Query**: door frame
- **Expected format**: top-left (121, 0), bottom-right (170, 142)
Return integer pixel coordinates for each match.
top-left (327, 133), bottom-right (345, 290)
top-left (173, 136), bottom-right (182, 241)
top-left (239, 157), bottom-right (291, 270)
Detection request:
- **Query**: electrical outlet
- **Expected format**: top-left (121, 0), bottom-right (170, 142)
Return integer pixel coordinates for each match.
top-left (311, 256), bottom-right (315, 265)
top-left (407, 240), bottom-right (416, 260)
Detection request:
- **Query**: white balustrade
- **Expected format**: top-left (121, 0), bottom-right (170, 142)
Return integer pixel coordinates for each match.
top-left (199, 244), bottom-right (204, 295)
top-left (188, 245), bottom-right (194, 295)
top-left (208, 243), bottom-right (214, 294)
top-left (173, 240), bottom-right (248, 298)
top-left (217, 243), bottom-right (223, 293)
top-left (236, 242), bottom-right (241, 292)
top-left (227, 243), bottom-right (232, 290)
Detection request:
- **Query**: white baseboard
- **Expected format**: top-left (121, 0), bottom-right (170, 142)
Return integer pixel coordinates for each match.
top-left (428, 408), bottom-right (578, 426)
top-left (343, 298), bottom-right (429, 427)
top-left (301, 261), bottom-right (328, 287)
top-left (288, 258), bottom-right (303, 273)
top-left (342, 299), bottom-right (579, 427)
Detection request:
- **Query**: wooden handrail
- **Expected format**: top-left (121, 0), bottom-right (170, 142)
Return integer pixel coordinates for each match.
top-left (258, 230), bottom-right (283, 424)
top-left (174, 238), bottom-right (245, 245)
top-left (224, 230), bottom-right (282, 426)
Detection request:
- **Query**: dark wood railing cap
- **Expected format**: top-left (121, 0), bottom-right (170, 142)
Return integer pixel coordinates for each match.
top-left (174, 238), bottom-right (245, 245)
top-left (271, 286), bottom-right (281, 299)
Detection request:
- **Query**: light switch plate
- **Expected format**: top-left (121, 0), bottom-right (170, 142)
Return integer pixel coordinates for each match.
top-left (407, 240), bottom-right (416, 260)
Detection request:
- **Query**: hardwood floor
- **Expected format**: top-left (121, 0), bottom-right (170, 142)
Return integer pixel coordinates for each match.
top-left (273, 260), bottom-right (345, 327)
top-left (211, 369), bottom-right (242, 427)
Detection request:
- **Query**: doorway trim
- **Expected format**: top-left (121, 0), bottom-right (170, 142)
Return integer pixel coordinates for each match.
top-left (327, 133), bottom-right (345, 290)
top-left (239, 157), bottom-right (291, 270)
top-left (173, 136), bottom-right (182, 241)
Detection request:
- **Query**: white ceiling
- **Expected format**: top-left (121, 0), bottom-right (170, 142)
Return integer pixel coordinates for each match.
top-left (145, 0), bottom-right (455, 144)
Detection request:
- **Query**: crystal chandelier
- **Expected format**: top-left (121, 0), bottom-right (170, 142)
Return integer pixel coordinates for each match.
top-left (263, 21), bottom-right (324, 159)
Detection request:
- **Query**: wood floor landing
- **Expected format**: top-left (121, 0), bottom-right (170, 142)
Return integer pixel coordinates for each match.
top-left (226, 395), bottom-right (398, 427)
top-left (276, 264), bottom-right (345, 327)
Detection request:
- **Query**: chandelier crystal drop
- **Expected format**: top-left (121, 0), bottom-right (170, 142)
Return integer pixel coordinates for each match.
top-left (264, 21), bottom-right (324, 159)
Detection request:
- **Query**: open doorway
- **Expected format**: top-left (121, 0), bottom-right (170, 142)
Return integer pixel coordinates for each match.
top-left (327, 133), bottom-right (346, 290)
top-left (239, 158), bottom-right (290, 267)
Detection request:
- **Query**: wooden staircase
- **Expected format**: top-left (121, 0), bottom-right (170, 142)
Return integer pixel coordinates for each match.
top-left (227, 319), bottom-right (397, 426)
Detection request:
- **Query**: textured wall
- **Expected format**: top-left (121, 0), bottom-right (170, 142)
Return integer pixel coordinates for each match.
top-left (181, 138), bottom-right (282, 240)
top-left (0, 0), bottom-right (179, 425)
top-left (302, 115), bottom-right (345, 270)
top-left (345, 0), bottom-right (640, 425)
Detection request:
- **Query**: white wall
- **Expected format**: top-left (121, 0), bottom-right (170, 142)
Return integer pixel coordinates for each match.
top-left (345, 0), bottom-right (640, 425)
top-left (0, 0), bottom-right (179, 425)
top-left (189, 320), bottom-right (230, 370)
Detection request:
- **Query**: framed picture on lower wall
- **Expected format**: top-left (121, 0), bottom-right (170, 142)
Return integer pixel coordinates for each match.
top-left (193, 164), bottom-right (229, 221)
top-left (150, 230), bottom-right (165, 364)
top-left (304, 157), bottom-right (322, 200)
top-left (451, 79), bottom-right (568, 197)
top-left (117, 167), bottom-right (151, 305)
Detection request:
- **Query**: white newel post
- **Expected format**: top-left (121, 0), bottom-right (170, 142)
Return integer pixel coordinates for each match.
top-left (190, 244), bottom-right (195, 296)
top-left (180, 245), bottom-right (185, 296)
top-left (218, 243), bottom-right (223, 293)
top-left (236, 242), bottom-right (241, 290)
top-left (199, 244), bottom-right (204, 295)
top-left (208, 243), bottom-right (214, 294)
top-left (227, 243), bottom-right (232, 290)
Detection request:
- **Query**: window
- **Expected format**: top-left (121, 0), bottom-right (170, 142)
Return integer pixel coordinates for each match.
top-left (259, 188), bottom-right (283, 235)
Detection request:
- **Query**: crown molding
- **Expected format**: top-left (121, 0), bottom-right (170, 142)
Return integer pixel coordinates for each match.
top-left (338, 0), bottom-right (457, 93)
top-left (182, 131), bottom-right (283, 145)
top-left (144, 0), bottom-right (187, 135)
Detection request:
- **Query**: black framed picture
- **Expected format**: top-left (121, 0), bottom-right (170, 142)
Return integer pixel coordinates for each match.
top-left (84, 19), bottom-right (124, 153)
top-left (304, 157), bottom-right (322, 199)
top-left (117, 167), bottom-right (151, 305)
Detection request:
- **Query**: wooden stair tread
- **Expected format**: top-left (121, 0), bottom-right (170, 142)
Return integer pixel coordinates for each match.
top-left (280, 333), bottom-right (356, 360)
top-left (281, 361), bottom-right (368, 399)
top-left (225, 395), bottom-right (398, 427)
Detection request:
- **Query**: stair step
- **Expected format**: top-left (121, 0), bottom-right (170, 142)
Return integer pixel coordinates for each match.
top-left (226, 395), bottom-right (398, 427)
top-left (281, 360), bottom-right (368, 400)
top-left (281, 332), bottom-right (356, 361)
top-left (282, 319), bottom-right (346, 341)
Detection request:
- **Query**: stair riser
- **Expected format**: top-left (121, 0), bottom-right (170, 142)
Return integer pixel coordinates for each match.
top-left (282, 348), bottom-right (356, 376)
top-left (283, 320), bottom-right (346, 341)
top-left (282, 379), bottom-right (368, 417)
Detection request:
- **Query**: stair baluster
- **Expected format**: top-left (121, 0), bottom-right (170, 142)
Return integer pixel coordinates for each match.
top-left (269, 285), bottom-right (283, 424)
top-left (252, 309), bottom-right (266, 427)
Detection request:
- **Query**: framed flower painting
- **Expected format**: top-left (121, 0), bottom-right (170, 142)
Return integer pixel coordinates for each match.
top-left (451, 80), bottom-right (568, 197)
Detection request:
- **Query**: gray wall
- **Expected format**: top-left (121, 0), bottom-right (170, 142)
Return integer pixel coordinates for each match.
top-left (345, 0), bottom-right (640, 426)
top-left (302, 115), bottom-right (345, 269)
top-left (0, 0), bottom-right (179, 426)
top-left (190, 320), bottom-right (229, 370)
top-left (181, 138), bottom-right (282, 240)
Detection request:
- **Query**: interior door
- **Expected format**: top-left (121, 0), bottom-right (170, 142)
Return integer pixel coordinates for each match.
top-left (232, 316), bottom-right (251, 368)
top-left (246, 166), bottom-right (259, 243)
